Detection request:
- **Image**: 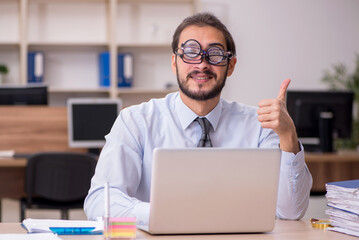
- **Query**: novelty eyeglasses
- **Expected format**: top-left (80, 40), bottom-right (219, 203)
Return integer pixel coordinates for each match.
top-left (174, 39), bottom-right (233, 66)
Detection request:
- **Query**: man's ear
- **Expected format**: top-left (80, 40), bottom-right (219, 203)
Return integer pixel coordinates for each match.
top-left (171, 54), bottom-right (177, 75)
top-left (226, 57), bottom-right (237, 77)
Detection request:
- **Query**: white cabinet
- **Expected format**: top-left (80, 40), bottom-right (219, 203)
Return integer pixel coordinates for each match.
top-left (0, 0), bottom-right (198, 106)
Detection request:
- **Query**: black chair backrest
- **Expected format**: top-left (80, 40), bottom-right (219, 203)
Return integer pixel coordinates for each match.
top-left (25, 152), bottom-right (97, 204)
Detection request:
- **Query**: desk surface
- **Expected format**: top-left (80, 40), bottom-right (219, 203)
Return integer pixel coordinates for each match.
top-left (306, 151), bottom-right (359, 162)
top-left (0, 220), bottom-right (357, 240)
top-left (0, 158), bottom-right (27, 167)
top-left (305, 151), bottom-right (359, 192)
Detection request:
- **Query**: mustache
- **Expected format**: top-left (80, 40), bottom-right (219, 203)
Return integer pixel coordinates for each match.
top-left (187, 70), bottom-right (217, 79)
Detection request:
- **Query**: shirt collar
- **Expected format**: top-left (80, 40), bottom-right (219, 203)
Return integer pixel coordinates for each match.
top-left (175, 93), bottom-right (222, 131)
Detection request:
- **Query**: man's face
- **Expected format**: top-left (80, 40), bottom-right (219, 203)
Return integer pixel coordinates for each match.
top-left (171, 25), bottom-right (236, 101)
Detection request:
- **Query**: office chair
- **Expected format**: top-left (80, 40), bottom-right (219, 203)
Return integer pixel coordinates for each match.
top-left (20, 152), bottom-right (97, 220)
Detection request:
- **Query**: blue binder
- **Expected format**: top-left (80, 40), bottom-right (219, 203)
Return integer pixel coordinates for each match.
top-left (28, 52), bottom-right (44, 83)
top-left (99, 52), bottom-right (110, 87)
top-left (326, 179), bottom-right (359, 189)
top-left (118, 53), bottom-right (133, 87)
top-left (98, 52), bottom-right (133, 87)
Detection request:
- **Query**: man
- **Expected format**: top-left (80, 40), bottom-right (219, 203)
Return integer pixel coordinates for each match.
top-left (84, 12), bottom-right (312, 225)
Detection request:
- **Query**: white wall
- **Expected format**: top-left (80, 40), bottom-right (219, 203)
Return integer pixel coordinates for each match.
top-left (201, 0), bottom-right (359, 106)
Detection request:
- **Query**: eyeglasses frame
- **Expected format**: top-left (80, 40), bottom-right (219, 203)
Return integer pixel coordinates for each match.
top-left (174, 39), bottom-right (234, 67)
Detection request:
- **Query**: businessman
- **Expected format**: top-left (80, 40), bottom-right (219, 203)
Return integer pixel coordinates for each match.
top-left (84, 12), bottom-right (312, 225)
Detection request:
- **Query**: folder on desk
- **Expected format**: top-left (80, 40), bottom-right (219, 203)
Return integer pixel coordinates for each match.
top-left (325, 179), bottom-right (359, 237)
top-left (326, 179), bottom-right (359, 212)
top-left (22, 218), bottom-right (103, 235)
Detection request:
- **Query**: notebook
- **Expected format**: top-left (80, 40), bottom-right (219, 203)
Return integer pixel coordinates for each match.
top-left (138, 148), bottom-right (281, 234)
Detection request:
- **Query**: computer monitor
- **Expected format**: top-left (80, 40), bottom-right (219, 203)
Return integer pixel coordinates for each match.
top-left (0, 85), bottom-right (48, 105)
top-left (67, 98), bottom-right (122, 150)
top-left (286, 90), bottom-right (354, 152)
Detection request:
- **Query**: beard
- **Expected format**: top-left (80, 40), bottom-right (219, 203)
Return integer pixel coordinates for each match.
top-left (176, 60), bottom-right (228, 101)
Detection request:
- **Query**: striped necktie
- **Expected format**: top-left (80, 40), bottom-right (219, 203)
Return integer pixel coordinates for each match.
top-left (195, 117), bottom-right (213, 147)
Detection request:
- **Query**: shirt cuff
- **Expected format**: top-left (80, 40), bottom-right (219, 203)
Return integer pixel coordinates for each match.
top-left (133, 201), bottom-right (150, 226)
top-left (281, 142), bottom-right (306, 172)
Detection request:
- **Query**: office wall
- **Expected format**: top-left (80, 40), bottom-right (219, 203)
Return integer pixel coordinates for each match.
top-left (201, 0), bottom-right (359, 106)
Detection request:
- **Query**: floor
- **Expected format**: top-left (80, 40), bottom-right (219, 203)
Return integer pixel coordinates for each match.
top-left (1, 196), bottom-right (328, 222)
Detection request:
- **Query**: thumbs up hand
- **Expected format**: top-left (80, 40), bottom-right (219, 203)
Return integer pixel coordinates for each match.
top-left (257, 79), bottom-right (300, 154)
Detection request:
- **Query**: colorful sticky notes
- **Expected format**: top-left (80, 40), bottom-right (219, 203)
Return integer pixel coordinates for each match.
top-left (105, 217), bottom-right (136, 239)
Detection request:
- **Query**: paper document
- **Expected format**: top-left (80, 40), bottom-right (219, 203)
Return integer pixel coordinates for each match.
top-left (327, 226), bottom-right (359, 238)
top-left (22, 218), bottom-right (103, 235)
top-left (325, 179), bottom-right (359, 237)
top-left (0, 233), bottom-right (61, 240)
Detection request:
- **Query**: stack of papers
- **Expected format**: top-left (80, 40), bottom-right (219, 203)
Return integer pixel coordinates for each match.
top-left (22, 218), bottom-right (103, 235)
top-left (325, 179), bottom-right (359, 237)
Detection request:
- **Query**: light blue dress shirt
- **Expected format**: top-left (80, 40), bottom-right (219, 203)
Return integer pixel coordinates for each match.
top-left (84, 92), bottom-right (313, 225)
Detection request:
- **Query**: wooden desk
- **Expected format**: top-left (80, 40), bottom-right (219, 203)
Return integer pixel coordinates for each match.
top-left (0, 220), bottom-right (357, 240)
top-left (0, 106), bottom-right (87, 154)
top-left (0, 106), bottom-right (87, 221)
top-left (306, 151), bottom-right (359, 192)
top-left (0, 106), bottom-right (86, 198)
top-left (0, 159), bottom-right (26, 198)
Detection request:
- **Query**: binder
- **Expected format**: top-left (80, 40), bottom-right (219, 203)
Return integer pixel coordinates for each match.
top-left (325, 179), bottom-right (359, 237)
top-left (99, 52), bottom-right (110, 87)
top-left (98, 52), bottom-right (133, 87)
top-left (326, 179), bottom-right (359, 214)
top-left (326, 179), bottom-right (359, 190)
top-left (118, 53), bottom-right (133, 87)
top-left (28, 52), bottom-right (44, 83)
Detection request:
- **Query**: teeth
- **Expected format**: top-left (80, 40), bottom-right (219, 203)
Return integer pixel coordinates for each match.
top-left (195, 77), bottom-right (209, 80)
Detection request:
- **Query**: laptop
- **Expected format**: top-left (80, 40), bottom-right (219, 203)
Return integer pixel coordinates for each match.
top-left (138, 148), bottom-right (281, 234)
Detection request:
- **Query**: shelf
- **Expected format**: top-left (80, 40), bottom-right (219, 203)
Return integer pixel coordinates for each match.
top-left (0, 43), bottom-right (19, 51)
top-left (30, 0), bottom-right (107, 3)
top-left (27, 42), bottom-right (170, 49)
top-left (28, 42), bottom-right (109, 48)
top-left (49, 87), bottom-right (110, 94)
top-left (27, 0), bottom-right (107, 44)
top-left (116, 87), bottom-right (178, 95)
top-left (0, 0), bottom-right (197, 106)
top-left (49, 87), bottom-right (178, 95)
top-left (117, 43), bottom-right (171, 48)
top-left (118, 0), bottom-right (194, 3)
top-left (0, 42), bottom-right (19, 46)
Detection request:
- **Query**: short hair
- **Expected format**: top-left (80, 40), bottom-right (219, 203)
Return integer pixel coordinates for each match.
top-left (172, 12), bottom-right (236, 56)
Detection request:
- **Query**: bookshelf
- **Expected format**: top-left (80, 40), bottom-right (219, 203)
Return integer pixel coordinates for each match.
top-left (0, 0), bottom-right (199, 106)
